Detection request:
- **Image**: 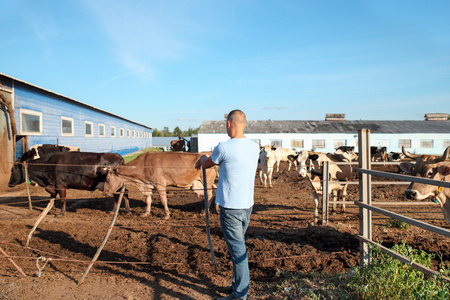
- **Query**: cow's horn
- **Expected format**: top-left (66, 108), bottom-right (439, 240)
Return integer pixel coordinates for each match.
top-left (435, 146), bottom-right (450, 163)
top-left (402, 145), bottom-right (416, 159)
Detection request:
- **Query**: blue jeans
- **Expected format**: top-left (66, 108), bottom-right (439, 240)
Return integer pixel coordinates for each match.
top-left (220, 206), bottom-right (253, 299)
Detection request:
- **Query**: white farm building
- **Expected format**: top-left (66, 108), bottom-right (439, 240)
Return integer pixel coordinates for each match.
top-left (195, 114), bottom-right (450, 155)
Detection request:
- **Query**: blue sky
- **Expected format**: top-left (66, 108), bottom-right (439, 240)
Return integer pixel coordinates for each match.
top-left (1, 1), bottom-right (449, 131)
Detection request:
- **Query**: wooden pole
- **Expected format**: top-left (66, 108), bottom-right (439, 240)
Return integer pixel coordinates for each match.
top-left (0, 245), bottom-right (27, 277)
top-left (26, 198), bottom-right (55, 247)
top-left (203, 167), bottom-right (218, 273)
top-left (78, 185), bottom-right (125, 285)
top-left (24, 162), bottom-right (32, 210)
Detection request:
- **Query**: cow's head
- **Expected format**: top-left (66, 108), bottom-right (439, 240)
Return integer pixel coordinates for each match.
top-left (288, 150), bottom-right (317, 178)
top-left (404, 164), bottom-right (450, 201)
top-left (400, 146), bottom-right (450, 175)
top-left (103, 172), bottom-right (124, 196)
top-left (8, 162), bottom-right (25, 187)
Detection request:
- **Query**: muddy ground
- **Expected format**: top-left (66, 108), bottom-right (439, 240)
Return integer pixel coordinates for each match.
top-left (1, 163), bottom-right (449, 299)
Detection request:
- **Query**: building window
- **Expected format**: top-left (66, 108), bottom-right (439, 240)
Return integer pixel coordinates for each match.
top-left (132, 130), bottom-right (135, 138)
top-left (20, 109), bottom-right (42, 135)
top-left (98, 124), bottom-right (105, 137)
top-left (443, 140), bottom-right (450, 148)
top-left (291, 140), bottom-right (304, 148)
top-left (334, 140), bottom-right (346, 149)
top-left (420, 139), bottom-right (433, 148)
top-left (85, 121), bottom-right (93, 137)
top-left (312, 139), bottom-right (325, 149)
top-left (270, 140), bottom-right (281, 147)
top-left (140, 131), bottom-right (143, 138)
top-left (120, 128), bottom-right (124, 138)
top-left (127, 129), bottom-right (130, 138)
top-left (61, 117), bottom-right (74, 136)
top-left (111, 126), bottom-right (116, 137)
top-left (398, 139), bottom-right (411, 148)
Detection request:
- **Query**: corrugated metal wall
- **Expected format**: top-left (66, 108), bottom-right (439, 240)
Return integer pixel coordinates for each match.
top-left (11, 79), bottom-right (152, 159)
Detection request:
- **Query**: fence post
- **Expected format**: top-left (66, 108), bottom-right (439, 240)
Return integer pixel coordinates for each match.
top-left (322, 161), bottom-right (330, 225)
top-left (358, 129), bottom-right (372, 265)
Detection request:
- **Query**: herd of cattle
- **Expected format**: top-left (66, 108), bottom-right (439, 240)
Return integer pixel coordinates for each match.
top-left (7, 143), bottom-right (450, 226)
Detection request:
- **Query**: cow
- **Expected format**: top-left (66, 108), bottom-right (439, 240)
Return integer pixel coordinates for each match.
top-left (399, 147), bottom-right (450, 223)
top-left (8, 151), bottom-right (129, 246)
top-left (271, 147), bottom-right (298, 172)
top-left (288, 150), bottom-right (354, 224)
top-left (22, 144), bottom-right (80, 161)
top-left (8, 152), bottom-right (128, 215)
top-left (371, 146), bottom-right (388, 162)
top-left (401, 146), bottom-right (450, 175)
top-left (103, 152), bottom-right (217, 219)
top-left (257, 146), bottom-right (276, 188)
top-left (388, 152), bottom-right (405, 162)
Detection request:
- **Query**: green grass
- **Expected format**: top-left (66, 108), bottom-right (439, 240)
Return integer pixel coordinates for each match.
top-left (123, 147), bottom-right (162, 163)
top-left (347, 243), bottom-right (450, 299)
top-left (268, 243), bottom-right (450, 299)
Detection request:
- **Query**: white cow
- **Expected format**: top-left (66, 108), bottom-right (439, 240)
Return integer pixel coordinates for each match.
top-left (288, 150), bottom-right (354, 224)
top-left (257, 146), bottom-right (276, 188)
top-left (272, 147), bottom-right (298, 172)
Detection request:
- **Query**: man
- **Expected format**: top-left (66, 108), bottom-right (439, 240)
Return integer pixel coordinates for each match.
top-left (195, 110), bottom-right (259, 300)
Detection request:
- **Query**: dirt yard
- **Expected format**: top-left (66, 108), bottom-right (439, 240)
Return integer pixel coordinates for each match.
top-left (1, 163), bottom-right (449, 299)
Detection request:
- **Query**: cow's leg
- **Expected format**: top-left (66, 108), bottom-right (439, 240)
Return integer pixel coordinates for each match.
top-left (140, 192), bottom-right (153, 217)
top-left (259, 170), bottom-right (264, 185)
top-left (268, 168), bottom-right (273, 188)
top-left (27, 198), bottom-right (55, 247)
top-left (311, 190), bottom-right (320, 225)
top-left (341, 184), bottom-right (348, 213)
top-left (157, 188), bottom-right (170, 219)
top-left (59, 189), bottom-right (67, 216)
top-left (113, 188), bottom-right (130, 214)
top-left (331, 189), bottom-right (338, 213)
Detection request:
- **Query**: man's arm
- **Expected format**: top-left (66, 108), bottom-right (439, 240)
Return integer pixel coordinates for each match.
top-left (195, 155), bottom-right (217, 170)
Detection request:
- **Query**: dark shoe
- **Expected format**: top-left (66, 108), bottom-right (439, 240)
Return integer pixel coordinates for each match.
top-left (215, 294), bottom-right (247, 300)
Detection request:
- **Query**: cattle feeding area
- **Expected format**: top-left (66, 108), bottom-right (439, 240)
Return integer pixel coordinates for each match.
top-left (1, 158), bottom-right (450, 299)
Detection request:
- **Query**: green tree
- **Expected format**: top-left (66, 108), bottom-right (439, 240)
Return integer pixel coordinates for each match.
top-left (173, 126), bottom-right (182, 137)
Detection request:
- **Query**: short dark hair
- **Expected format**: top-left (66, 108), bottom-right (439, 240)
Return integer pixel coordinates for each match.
top-left (227, 110), bottom-right (246, 125)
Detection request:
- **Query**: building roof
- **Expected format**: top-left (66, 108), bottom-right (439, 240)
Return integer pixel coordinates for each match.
top-left (0, 72), bottom-right (152, 130)
top-left (199, 120), bottom-right (450, 134)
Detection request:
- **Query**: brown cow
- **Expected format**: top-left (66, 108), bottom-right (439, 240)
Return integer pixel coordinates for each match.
top-left (103, 152), bottom-right (216, 219)
top-left (400, 147), bottom-right (450, 223)
top-left (401, 146), bottom-right (450, 175)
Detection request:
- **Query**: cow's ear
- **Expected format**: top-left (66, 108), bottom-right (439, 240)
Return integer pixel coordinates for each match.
top-left (287, 155), bottom-right (297, 162)
top-left (399, 162), bottom-right (413, 174)
top-left (309, 154), bottom-right (319, 161)
top-left (439, 165), bottom-right (450, 176)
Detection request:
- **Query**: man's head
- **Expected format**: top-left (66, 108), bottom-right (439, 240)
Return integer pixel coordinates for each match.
top-left (226, 109), bottom-right (246, 138)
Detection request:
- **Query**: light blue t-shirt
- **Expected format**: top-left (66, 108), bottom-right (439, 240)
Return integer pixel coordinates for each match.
top-left (211, 138), bottom-right (260, 209)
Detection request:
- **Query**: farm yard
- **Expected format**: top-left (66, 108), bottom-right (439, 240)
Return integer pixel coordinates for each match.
top-left (1, 162), bottom-right (450, 299)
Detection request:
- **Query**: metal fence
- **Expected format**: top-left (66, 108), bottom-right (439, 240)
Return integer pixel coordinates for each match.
top-left (356, 129), bottom-right (450, 282)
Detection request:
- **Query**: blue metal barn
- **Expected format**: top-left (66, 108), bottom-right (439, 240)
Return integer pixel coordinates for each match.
top-left (0, 73), bottom-right (152, 161)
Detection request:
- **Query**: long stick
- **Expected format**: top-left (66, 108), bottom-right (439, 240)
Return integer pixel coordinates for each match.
top-left (78, 185), bottom-right (125, 285)
top-left (24, 162), bottom-right (32, 210)
top-left (26, 198), bottom-right (55, 247)
top-left (0, 245), bottom-right (27, 277)
top-left (203, 167), bottom-right (218, 273)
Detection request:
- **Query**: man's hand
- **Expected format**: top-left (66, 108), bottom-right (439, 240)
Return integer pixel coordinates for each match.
top-left (195, 155), bottom-right (217, 170)
top-left (195, 155), bottom-right (207, 170)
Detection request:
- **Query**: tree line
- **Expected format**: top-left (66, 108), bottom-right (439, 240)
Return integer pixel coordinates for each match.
top-left (151, 126), bottom-right (200, 137)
